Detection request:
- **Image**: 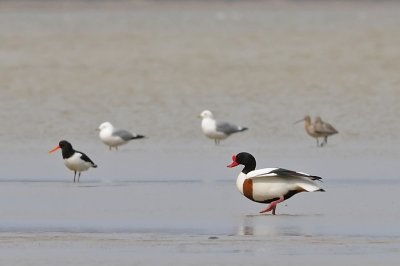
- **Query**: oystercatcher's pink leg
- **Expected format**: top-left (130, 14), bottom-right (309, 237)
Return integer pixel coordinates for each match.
top-left (260, 197), bottom-right (284, 215)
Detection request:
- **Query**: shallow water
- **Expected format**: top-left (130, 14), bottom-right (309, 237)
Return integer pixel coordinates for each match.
top-left (0, 179), bottom-right (399, 237)
top-left (1, 0), bottom-right (400, 265)
top-left (0, 179), bottom-right (399, 265)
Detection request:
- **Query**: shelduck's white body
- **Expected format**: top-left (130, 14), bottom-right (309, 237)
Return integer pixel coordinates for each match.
top-left (236, 168), bottom-right (323, 203)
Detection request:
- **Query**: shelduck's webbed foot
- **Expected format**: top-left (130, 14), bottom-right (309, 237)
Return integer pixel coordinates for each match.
top-left (259, 197), bottom-right (284, 215)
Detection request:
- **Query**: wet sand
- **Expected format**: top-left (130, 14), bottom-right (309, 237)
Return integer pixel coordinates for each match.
top-left (1, 0), bottom-right (400, 265)
top-left (0, 179), bottom-right (399, 265)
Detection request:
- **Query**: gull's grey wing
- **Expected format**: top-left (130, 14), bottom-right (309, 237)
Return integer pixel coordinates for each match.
top-left (216, 121), bottom-right (247, 135)
top-left (112, 129), bottom-right (135, 141)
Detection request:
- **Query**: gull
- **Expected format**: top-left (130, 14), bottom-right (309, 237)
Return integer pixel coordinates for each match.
top-left (199, 110), bottom-right (248, 145)
top-left (98, 122), bottom-right (145, 150)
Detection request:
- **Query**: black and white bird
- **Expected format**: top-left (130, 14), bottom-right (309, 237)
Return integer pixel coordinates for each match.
top-left (199, 110), bottom-right (248, 145)
top-left (227, 152), bottom-right (325, 215)
top-left (49, 140), bottom-right (97, 182)
top-left (98, 122), bottom-right (145, 150)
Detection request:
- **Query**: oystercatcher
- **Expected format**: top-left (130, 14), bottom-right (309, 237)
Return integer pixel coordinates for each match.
top-left (49, 140), bottom-right (97, 182)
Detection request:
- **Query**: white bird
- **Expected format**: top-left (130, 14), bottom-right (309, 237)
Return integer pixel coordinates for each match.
top-left (227, 152), bottom-right (324, 215)
top-left (199, 110), bottom-right (248, 145)
top-left (98, 122), bottom-right (145, 150)
top-left (49, 140), bottom-right (97, 182)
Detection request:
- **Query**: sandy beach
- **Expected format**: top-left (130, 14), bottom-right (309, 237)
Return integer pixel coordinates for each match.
top-left (1, 0), bottom-right (400, 265)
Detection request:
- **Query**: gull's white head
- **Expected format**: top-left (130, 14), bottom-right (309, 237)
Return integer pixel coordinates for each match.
top-left (98, 122), bottom-right (114, 131)
top-left (199, 110), bottom-right (214, 119)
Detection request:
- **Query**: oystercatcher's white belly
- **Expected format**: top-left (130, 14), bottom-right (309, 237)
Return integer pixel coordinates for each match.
top-left (64, 153), bottom-right (91, 172)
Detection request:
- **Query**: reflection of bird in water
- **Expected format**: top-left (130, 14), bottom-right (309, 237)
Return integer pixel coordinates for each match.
top-left (199, 110), bottom-right (248, 145)
top-left (227, 152), bottom-right (324, 215)
top-left (314, 116), bottom-right (338, 146)
top-left (237, 225), bottom-right (302, 236)
top-left (295, 115), bottom-right (338, 147)
top-left (237, 225), bottom-right (254, 236)
top-left (237, 215), bottom-right (303, 236)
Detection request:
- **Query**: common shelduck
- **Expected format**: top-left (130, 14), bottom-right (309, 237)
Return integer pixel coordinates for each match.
top-left (227, 152), bottom-right (325, 215)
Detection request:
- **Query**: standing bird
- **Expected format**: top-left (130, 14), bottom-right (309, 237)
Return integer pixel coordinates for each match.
top-left (314, 116), bottom-right (338, 146)
top-left (227, 152), bottom-right (324, 215)
top-left (199, 110), bottom-right (248, 145)
top-left (49, 140), bottom-right (97, 182)
top-left (98, 122), bottom-right (145, 150)
top-left (295, 115), bottom-right (322, 147)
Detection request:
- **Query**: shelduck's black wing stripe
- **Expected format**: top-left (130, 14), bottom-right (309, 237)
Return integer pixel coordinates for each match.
top-left (270, 168), bottom-right (323, 181)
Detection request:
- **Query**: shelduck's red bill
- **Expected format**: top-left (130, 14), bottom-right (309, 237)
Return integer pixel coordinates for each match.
top-left (48, 145), bottom-right (60, 154)
top-left (227, 155), bottom-right (239, 168)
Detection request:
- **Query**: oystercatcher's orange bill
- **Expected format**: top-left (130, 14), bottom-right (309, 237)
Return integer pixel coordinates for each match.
top-left (48, 145), bottom-right (60, 154)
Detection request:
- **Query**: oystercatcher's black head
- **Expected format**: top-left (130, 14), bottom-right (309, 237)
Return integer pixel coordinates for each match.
top-left (58, 140), bottom-right (73, 151)
top-left (49, 140), bottom-right (75, 159)
top-left (227, 152), bottom-right (256, 174)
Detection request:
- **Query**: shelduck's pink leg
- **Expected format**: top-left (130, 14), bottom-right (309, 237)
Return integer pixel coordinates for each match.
top-left (259, 197), bottom-right (284, 215)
